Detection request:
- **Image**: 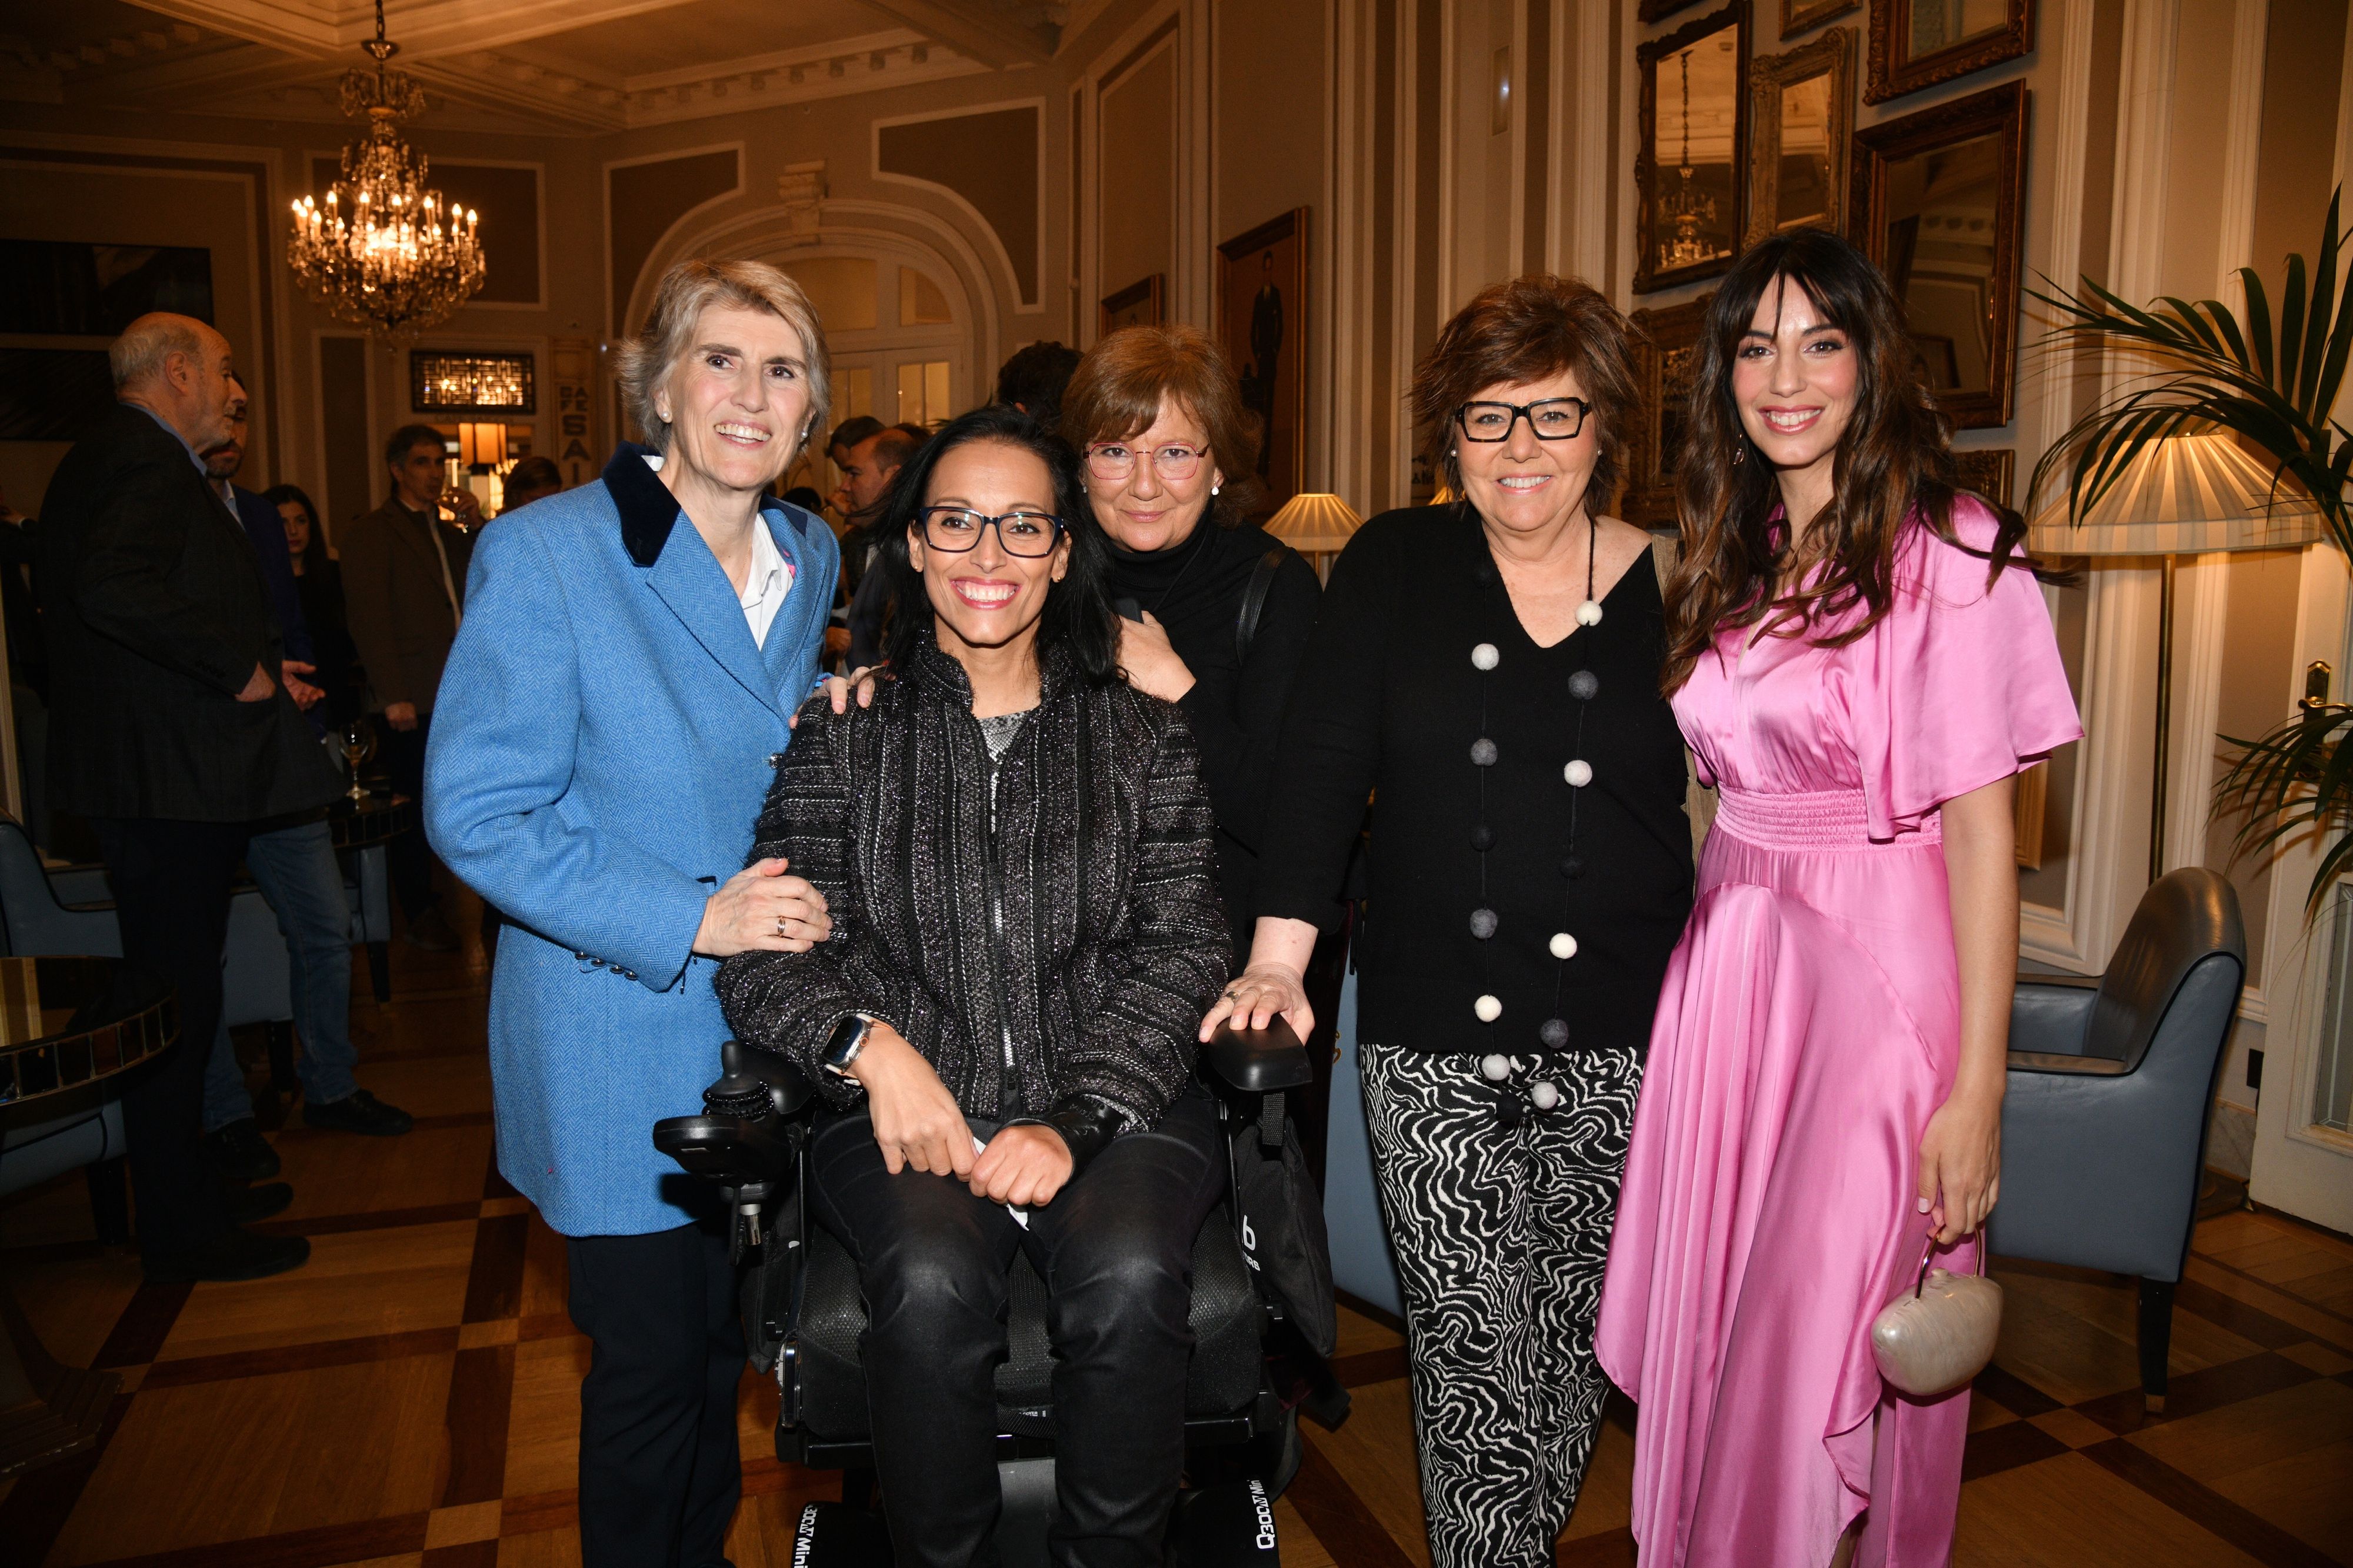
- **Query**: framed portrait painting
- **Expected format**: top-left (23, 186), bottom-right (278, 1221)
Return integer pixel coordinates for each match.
top-left (1217, 207), bottom-right (1309, 513)
top-left (1636, 4), bottom-right (1749, 295)
top-left (1099, 274), bottom-right (1164, 336)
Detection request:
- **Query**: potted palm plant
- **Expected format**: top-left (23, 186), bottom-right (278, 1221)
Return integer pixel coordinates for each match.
top-left (2030, 193), bottom-right (2353, 908)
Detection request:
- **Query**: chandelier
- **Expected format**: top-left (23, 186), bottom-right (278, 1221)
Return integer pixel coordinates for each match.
top-left (286, 0), bottom-right (485, 340)
top-left (1660, 49), bottom-right (1719, 269)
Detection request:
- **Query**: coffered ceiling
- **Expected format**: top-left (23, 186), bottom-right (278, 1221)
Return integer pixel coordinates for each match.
top-left (0, 0), bottom-right (1078, 135)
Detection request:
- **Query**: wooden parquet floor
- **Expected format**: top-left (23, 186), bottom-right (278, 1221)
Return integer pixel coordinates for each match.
top-left (4, 887), bottom-right (2350, 1567)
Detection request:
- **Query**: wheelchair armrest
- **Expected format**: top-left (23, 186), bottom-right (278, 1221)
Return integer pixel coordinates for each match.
top-left (1202, 1019), bottom-right (1313, 1094)
top-left (654, 1112), bottom-right (794, 1187)
top-left (721, 1039), bottom-right (814, 1117)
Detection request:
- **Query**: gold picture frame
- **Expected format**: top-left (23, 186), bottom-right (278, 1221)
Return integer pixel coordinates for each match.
top-left (1953, 447), bottom-right (2015, 508)
top-left (1098, 273), bottom-right (1164, 336)
top-left (1624, 292), bottom-right (1715, 528)
top-left (1866, 0), bottom-right (2035, 105)
top-left (1783, 0), bottom-right (1859, 32)
top-left (1849, 79), bottom-right (2029, 429)
top-left (1745, 27), bottom-right (1854, 246)
top-left (1635, 3), bottom-right (1749, 295)
top-left (1217, 208), bottom-right (1311, 515)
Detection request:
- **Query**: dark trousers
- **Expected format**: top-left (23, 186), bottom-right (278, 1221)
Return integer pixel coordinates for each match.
top-left (811, 1089), bottom-right (1225, 1568)
top-left (91, 815), bottom-right (248, 1262)
top-left (375, 711), bottom-right (435, 918)
top-left (565, 1216), bottom-right (745, 1568)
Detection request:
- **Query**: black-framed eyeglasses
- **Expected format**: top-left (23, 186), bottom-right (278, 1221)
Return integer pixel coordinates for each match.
top-left (1455, 398), bottom-right (1591, 442)
top-left (917, 506), bottom-right (1066, 558)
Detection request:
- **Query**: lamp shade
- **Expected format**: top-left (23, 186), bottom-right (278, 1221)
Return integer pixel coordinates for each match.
top-left (1264, 492), bottom-right (1365, 555)
top-left (2027, 433), bottom-right (2325, 556)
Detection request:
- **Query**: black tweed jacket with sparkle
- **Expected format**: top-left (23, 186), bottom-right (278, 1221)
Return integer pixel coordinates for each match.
top-left (715, 630), bottom-right (1230, 1160)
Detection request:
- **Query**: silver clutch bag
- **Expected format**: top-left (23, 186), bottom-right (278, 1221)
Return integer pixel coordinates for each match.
top-left (1870, 1248), bottom-right (2002, 1398)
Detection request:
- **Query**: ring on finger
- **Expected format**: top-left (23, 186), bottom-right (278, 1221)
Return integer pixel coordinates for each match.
top-left (775, 914), bottom-right (789, 938)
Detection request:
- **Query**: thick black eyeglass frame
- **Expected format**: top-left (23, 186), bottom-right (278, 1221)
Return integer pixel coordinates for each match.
top-left (915, 505), bottom-right (1068, 558)
top-left (1454, 397), bottom-right (1592, 441)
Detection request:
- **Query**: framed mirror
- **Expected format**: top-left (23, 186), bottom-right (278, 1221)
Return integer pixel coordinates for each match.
top-left (1624, 292), bottom-right (1715, 527)
top-left (1866, 0), bottom-right (2035, 104)
top-left (1636, 3), bottom-right (1748, 295)
top-left (1850, 79), bottom-right (2028, 429)
top-left (1746, 28), bottom-right (1854, 246)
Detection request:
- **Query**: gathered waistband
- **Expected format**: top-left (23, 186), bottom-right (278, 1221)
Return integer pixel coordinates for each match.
top-left (1712, 785), bottom-right (1939, 851)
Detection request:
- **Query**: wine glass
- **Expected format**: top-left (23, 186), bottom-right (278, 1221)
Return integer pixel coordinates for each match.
top-left (341, 719), bottom-right (377, 802)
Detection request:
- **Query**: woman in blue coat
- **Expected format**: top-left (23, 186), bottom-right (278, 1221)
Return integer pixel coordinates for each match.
top-left (426, 258), bottom-right (841, 1568)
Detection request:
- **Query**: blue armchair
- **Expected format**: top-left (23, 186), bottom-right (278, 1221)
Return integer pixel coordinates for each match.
top-left (1986, 867), bottom-right (2247, 1413)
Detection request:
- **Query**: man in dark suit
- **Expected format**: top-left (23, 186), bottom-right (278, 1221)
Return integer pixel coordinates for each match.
top-left (339, 424), bottom-right (475, 952)
top-left (41, 312), bottom-right (338, 1283)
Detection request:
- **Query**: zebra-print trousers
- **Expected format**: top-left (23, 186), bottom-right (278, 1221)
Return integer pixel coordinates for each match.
top-left (1359, 1039), bottom-right (1644, 1568)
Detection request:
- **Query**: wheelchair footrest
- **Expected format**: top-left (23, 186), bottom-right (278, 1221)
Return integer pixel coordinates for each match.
top-left (1169, 1479), bottom-right (1283, 1564)
top-left (788, 1500), bottom-right (894, 1566)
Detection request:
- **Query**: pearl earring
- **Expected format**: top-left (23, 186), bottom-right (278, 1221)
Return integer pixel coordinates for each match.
top-left (1212, 482), bottom-right (1221, 495)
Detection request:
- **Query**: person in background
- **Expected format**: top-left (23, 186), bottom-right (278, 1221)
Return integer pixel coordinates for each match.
top-left (819, 416), bottom-right (886, 666)
top-left (196, 390), bottom-right (413, 1177)
top-left (822, 415), bottom-right (885, 539)
top-left (1059, 325), bottom-right (1320, 960)
top-left (41, 311), bottom-right (335, 1283)
top-left (499, 455), bottom-right (565, 515)
top-left (426, 258), bottom-right (841, 1568)
top-left (341, 423), bottom-right (476, 952)
top-left (1206, 275), bottom-right (1695, 1567)
top-left (1, 483), bottom-right (51, 846)
top-left (839, 423), bottom-right (926, 671)
top-left (994, 339), bottom-right (1083, 428)
top-left (266, 483), bottom-right (361, 732)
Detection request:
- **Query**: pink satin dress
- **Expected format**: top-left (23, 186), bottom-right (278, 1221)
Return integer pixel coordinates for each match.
top-left (1595, 502), bottom-right (2082, 1567)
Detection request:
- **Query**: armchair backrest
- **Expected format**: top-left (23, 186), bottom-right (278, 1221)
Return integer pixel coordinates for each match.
top-left (0, 815), bottom-right (120, 959)
top-left (2087, 868), bottom-right (2248, 1073)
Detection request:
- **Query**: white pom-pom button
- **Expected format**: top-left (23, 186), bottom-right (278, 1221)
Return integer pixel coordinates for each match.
top-left (1474, 993), bottom-right (1503, 1023)
top-left (1564, 759), bottom-right (1594, 787)
top-left (1549, 932), bottom-right (1579, 960)
top-left (1471, 642), bottom-right (1500, 671)
top-left (1575, 599), bottom-right (1604, 627)
top-left (1479, 1053), bottom-right (1511, 1082)
top-left (1530, 1080), bottom-right (1561, 1111)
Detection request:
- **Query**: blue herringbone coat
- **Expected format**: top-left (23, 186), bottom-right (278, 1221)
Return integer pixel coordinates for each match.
top-left (425, 445), bottom-right (839, 1236)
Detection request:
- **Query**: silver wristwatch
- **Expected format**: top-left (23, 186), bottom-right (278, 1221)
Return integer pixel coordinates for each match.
top-left (821, 1013), bottom-right (879, 1079)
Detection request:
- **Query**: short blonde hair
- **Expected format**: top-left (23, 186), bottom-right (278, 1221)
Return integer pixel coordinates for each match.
top-left (616, 259), bottom-right (831, 458)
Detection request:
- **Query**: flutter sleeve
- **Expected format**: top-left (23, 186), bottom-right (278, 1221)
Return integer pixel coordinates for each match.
top-left (1850, 499), bottom-right (2084, 841)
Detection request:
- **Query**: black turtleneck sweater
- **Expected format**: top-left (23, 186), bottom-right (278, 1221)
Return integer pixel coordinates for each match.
top-left (1102, 519), bottom-right (1322, 957)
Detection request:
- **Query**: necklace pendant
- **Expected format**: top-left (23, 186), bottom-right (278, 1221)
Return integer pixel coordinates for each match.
top-left (1575, 599), bottom-right (1604, 628)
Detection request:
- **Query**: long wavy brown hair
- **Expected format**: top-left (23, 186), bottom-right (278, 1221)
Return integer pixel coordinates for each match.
top-left (1659, 228), bottom-right (2026, 693)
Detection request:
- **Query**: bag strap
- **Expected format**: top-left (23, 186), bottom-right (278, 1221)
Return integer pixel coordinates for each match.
top-left (1234, 545), bottom-right (1287, 665)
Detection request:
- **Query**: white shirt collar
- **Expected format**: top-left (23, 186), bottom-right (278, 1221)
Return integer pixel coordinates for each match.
top-left (739, 512), bottom-right (793, 649)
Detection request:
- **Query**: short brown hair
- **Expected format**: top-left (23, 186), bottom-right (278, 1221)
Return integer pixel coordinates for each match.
top-left (1408, 274), bottom-right (1638, 509)
top-left (616, 258), bottom-right (830, 459)
top-left (1059, 325), bottom-right (1263, 526)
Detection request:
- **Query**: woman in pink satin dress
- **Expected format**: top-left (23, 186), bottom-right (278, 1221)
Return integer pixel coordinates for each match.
top-left (1595, 230), bottom-right (2080, 1567)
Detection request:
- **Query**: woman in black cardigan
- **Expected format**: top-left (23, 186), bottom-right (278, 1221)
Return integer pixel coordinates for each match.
top-left (1061, 325), bottom-right (1321, 958)
top-left (717, 406), bottom-right (1231, 1567)
top-left (1201, 276), bottom-right (1695, 1568)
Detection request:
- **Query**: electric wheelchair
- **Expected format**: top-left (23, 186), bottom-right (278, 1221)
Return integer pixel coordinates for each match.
top-left (654, 1021), bottom-right (1322, 1567)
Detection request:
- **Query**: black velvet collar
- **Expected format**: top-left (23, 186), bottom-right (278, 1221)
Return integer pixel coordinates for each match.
top-left (604, 442), bottom-right (680, 567)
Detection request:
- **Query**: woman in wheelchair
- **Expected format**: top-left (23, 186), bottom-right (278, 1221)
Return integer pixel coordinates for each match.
top-left (716, 403), bottom-right (1233, 1567)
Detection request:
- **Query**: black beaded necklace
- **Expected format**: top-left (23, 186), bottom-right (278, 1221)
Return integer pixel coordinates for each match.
top-left (1468, 510), bottom-right (1604, 1124)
